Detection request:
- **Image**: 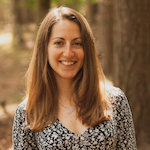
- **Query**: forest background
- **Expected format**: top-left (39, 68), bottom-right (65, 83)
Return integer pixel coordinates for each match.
top-left (0, 0), bottom-right (150, 150)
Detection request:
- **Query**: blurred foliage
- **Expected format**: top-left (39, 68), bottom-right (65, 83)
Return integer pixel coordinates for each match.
top-left (0, 45), bottom-right (32, 103)
top-left (92, 0), bottom-right (98, 4)
top-left (0, 0), bottom-right (13, 26)
top-left (18, 0), bottom-right (35, 9)
top-left (51, 0), bottom-right (86, 8)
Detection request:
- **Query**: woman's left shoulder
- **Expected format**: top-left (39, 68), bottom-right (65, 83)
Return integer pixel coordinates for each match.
top-left (105, 84), bottom-right (128, 106)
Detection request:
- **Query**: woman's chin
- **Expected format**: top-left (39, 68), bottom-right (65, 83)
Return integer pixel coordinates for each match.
top-left (54, 73), bottom-right (77, 81)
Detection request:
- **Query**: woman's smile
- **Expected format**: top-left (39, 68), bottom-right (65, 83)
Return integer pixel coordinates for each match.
top-left (60, 61), bottom-right (76, 66)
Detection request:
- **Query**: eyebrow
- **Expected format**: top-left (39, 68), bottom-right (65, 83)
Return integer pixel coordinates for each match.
top-left (52, 37), bottom-right (82, 41)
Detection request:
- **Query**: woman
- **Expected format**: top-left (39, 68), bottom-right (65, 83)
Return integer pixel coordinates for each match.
top-left (12, 7), bottom-right (137, 149)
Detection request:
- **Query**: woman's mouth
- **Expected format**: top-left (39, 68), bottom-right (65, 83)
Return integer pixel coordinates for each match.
top-left (60, 61), bottom-right (76, 66)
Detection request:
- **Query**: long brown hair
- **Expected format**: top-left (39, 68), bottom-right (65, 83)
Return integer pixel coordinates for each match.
top-left (25, 6), bottom-right (111, 132)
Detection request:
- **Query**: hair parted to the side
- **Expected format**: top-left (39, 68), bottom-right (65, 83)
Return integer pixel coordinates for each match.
top-left (25, 6), bottom-right (111, 132)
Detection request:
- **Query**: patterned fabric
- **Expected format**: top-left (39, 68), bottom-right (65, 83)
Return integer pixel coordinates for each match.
top-left (12, 86), bottom-right (137, 150)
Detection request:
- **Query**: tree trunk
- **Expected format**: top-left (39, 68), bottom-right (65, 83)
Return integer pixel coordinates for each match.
top-left (12, 0), bottom-right (35, 46)
top-left (97, 0), bottom-right (113, 77)
top-left (113, 0), bottom-right (150, 149)
top-left (35, 0), bottom-right (51, 24)
top-left (86, 0), bottom-right (98, 25)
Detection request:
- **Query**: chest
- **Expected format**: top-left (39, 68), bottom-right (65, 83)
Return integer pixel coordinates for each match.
top-left (58, 113), bottom-right (89, 135)
top-left (57, 107), bottom-right (90, 135)
top-left (35, 118), bottom-right (118, 150)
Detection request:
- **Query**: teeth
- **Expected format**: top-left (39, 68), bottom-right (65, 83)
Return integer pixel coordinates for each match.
top-left (61, 61), bottom-right (75, 65)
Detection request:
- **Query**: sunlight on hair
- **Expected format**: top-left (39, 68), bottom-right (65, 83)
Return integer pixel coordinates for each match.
top-left (53, 8), bottom-right (61, 20)
top-left (53, 7), bottom-right (69, 20)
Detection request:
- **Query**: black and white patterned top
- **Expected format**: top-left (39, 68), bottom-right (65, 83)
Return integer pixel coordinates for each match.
top-left (12, 86), bottom-right (137, 150)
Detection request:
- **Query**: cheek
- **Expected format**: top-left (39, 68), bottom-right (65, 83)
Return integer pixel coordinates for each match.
top-left (48, 49), bottom-right (59, 63)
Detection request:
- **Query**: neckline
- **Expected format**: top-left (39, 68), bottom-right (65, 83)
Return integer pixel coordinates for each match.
top-left (56, 119), bottom-right (91, 136)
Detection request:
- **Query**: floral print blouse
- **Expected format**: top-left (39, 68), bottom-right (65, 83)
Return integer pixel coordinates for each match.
top-left (12, 85), bottom-right (137, 149)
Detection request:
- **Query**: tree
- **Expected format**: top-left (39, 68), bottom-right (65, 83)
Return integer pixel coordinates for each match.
top-left (86, 0), bottom-right (98, 25)
top-left (35, 0), bottom-right (51, 24)
top-left (113, 0), bottom-right (150, 149)
top-left (96, 0), bottom-right (113, 77)
top-left (12, 0), bottom-right (35, 46)
top-left (12, 0), bottom-right (51, 47)
top-left (85, 0), bottom-right (113, 78)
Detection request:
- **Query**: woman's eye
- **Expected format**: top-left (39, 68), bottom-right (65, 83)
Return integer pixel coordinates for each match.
top-left (54, 41), bottom-right (63, 45)
top-left (74, 42), bottom-right (82, 46)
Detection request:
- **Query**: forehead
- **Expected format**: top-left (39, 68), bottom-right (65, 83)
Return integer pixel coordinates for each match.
top-left (50, 19), bottom-right (81, 38)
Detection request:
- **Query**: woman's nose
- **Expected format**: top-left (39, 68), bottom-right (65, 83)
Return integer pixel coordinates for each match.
top-left (63, 44), bottom-right (74, 58)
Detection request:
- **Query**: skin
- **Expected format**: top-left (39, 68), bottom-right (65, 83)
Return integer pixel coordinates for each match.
top-left (47, 20), bottom-right (88, 134)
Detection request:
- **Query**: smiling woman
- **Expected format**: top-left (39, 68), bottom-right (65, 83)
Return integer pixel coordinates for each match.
top-left (12, 6), bottom-right (137, 149)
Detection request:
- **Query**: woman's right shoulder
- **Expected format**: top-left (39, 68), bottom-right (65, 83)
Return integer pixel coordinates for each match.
top-left (15, 97), bottom-right (28, 114)
top-left (13, 97), bottom-right (29, 127)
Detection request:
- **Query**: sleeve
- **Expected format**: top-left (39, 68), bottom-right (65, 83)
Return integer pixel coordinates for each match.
top-left (12, 103), bottom-right (38, 150)
top-left (115, 89), bottom-right (137, 150)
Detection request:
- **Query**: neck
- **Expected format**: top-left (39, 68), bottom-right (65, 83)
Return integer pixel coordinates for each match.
top-left (55, 77), bottom-right (74, 105)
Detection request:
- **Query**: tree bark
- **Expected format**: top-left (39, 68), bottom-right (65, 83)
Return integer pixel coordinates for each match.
top-left (113, 0), bottom-right (150, 149)
top-left (86, 0), bottom-right (98, 25)
top-left (12, 0), bottom-right (35, 46)
top-left (35, 0), bottom-right (51, 24)
top-left (97, 0), bottom-right (113, 77)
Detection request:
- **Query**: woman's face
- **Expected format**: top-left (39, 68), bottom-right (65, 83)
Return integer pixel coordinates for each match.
top-left (48, 19), bottom-right (84, 81)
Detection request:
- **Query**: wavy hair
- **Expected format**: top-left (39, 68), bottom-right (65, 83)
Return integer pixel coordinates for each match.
top-left (25, 6), bottom-right (111, 131)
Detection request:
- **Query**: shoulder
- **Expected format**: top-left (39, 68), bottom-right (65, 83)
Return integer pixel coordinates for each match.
top-left (105, 85), bottom-right (132, 117)
top-left (105, 84), bottom-right (124, 98)
top-left (13, 98), bottom-right (28, 132)
top-left (14, 97), bottom-right (28, 118)
top-left (105, 84), bottom-right (129, 107)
